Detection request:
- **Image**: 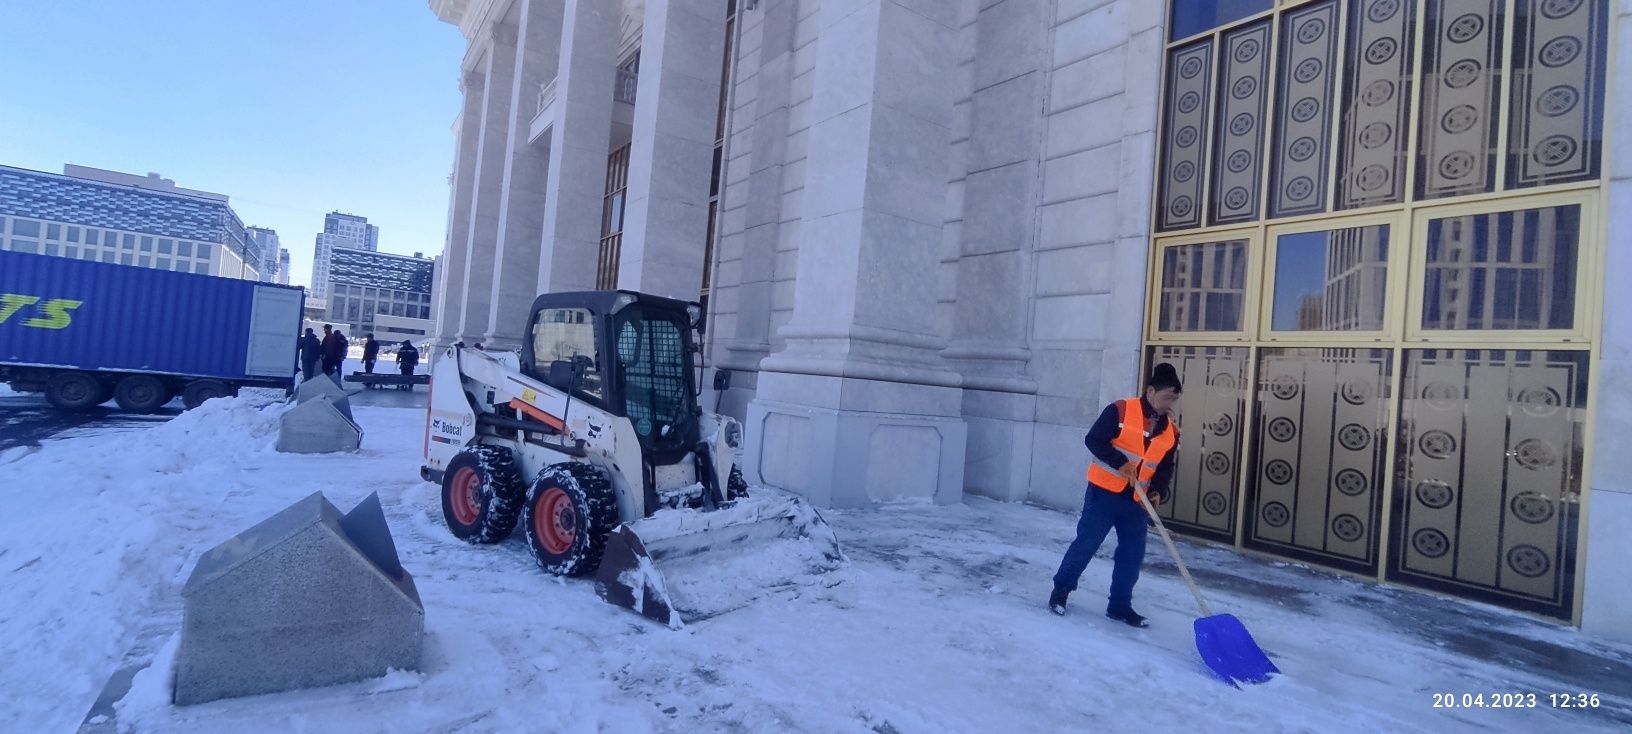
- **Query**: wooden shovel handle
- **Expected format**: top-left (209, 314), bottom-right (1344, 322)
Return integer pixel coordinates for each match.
top-left (1136, 482), bottom-right (1214, 618)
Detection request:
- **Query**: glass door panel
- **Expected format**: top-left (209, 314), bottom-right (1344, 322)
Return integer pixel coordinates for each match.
top-left (1247, 348), bottom-right (1392, 574)
top-left (1388, 349), bottom-right (1585, 619)
top-left (1150, 345), bottom-right (1250, 543)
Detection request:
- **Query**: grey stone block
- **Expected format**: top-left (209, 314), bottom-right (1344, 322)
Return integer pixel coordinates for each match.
top-left (173, 492), bottom-right (423, 706)
top-left (295, 375), bottom-right (353, 422)
top-left (276, 396), bottom-right (363, 454)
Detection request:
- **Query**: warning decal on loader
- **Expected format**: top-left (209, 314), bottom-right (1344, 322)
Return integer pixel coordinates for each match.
top-left (509, 399), bottom-right (566, 433)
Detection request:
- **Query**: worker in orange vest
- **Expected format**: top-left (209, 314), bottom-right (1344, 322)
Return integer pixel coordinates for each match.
top-left (1049, 363), bottom-right (1183, 627)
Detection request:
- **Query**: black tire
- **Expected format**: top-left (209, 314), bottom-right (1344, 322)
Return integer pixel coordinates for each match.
top-left (728, 463), bottom-right (750, 500)
top-left (524, 462), bottom-right (620, 577)
top-left (46, 371), bottom-right (105, 411)
top-left (114, 375), bottom-right (172, 413)
top-left (182, 380), bottom-right (230, 410)
top-left (441, 445), bottom-right (528, 544)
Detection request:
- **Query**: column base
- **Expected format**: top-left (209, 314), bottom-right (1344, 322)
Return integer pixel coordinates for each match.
top-left (743, 372), bottom-right (966, 509)
top-left (1582, 488), bottom-right (1632, 643)
top-left (959, 390), bottom-right (1038, 503)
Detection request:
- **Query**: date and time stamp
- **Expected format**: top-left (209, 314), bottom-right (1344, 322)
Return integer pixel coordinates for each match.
top-left (1431, 692), bottom-right (1602, 709)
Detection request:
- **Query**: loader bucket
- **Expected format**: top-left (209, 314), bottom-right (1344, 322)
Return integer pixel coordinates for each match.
top-left (594, 491), bottom-right (845, 629)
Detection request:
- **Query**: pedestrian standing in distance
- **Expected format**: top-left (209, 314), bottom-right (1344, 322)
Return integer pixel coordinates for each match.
top-left (362, 333), bottom-right (380, 374)
top-left (1048, 362), bottom-right (1183, 628)
top-left (334, 331), bottom-right (349, 376)
top-left (299, 328), bottom-right (322, 382)
top-left (320, 324), bottom-right (338, 375)
top-left (396, 340), bottom-right (420, 391)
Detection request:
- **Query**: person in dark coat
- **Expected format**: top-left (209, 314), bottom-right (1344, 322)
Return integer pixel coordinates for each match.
top-left (396, 340), bottom-right (420, 390)
top-left (362, 334), bottom-right (380, 374)
top-left (1048, 363), bottom-right (1183, 628)
top-left (319, 324), bottom-right (336, 374)
top-left (321, 325), bottom-right (348, 376)
top-left (298, 328), bottom-right (322, 381)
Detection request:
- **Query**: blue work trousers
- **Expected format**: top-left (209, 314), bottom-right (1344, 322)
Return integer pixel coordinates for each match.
top-left (1052, 486), bottom-right (1149, 610)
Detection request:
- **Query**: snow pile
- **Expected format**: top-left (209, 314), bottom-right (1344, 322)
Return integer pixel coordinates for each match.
top-left (2, 397), bottom-right (1630, 733)
top-left (0, 397), bottom-right (286, 733)
top-left (657, 533), bottom-right (846, 623)
top-left (621, 490), bottom-right (847, 623)
top-left (112, 633), bottom-right (181, 731)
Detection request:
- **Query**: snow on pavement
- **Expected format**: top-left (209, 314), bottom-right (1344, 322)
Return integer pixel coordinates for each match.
top-left (1, 398), bottom-right (1629, 733)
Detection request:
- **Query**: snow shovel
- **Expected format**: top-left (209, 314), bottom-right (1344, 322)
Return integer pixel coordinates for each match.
top-left (1135, 483), bottom-right (1279, 685)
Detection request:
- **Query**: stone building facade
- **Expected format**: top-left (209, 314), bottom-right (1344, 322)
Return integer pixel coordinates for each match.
top-left (429, 0), bottom-right (1632, 640)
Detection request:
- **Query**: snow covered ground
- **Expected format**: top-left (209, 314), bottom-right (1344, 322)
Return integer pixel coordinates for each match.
top-left (2, 398), bottom-right (1629, 733)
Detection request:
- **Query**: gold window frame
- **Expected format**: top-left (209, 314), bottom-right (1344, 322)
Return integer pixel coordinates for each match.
top-left (1402, 188), bottom-right (1602, 345)
top-left (1147, 227), bottom-right (1264, 343)
top-left (1258, 210), bottom-right (1408, 342)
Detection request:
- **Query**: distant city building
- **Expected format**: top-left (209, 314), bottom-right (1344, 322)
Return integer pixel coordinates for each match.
top-left (0, 164), bottom-right (259, 280)
top-left (278, 248), bottom-right (291, 286)
top-left (245, 226), bottom-right (282, 283)
top-left (309, 211), bottom-right (380, 309)
top-left (325, 246), bottom-right (434, 342)
top-left (325, 211), bottom-right (379, 252)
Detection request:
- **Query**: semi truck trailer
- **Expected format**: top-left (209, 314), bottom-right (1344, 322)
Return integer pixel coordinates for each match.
top-left (0, 249), bottom-right (304, 412)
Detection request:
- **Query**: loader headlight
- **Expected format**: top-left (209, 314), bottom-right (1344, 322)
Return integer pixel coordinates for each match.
top-left (723, 421), bottom-right (742, 449)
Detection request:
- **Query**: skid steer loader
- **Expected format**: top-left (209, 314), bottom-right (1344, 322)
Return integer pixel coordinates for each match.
top-left (420, 290), bottom-right (843, 628)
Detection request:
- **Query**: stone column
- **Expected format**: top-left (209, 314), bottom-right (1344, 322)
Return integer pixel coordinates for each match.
top-left (943, 0), bottom-right (1049, 502)
top-left (616, 0), bottom-right (725, 300)
top-left (434, 70), bottom-right (485, 347)
top-left (430, 249), bottom-right (447, 343)
top-left (483, 0), bottom-right (565, 350)
top-left (1581, 2), bottom-right (1632, 646)
top-left (744, 1), bottom-right (967, 509)
top-left (456, 23), bottom-right (519, 343)
top-left (536, 0), bottom-right (619, 294)
top-left (720, 0), bottom-right (798, 406)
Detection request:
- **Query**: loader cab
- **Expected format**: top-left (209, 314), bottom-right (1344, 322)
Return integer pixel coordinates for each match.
top-left (522, 291), bottom-right (701, 462)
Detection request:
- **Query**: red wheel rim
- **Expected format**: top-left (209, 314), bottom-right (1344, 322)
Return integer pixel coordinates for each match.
top-left (450, 467), bottom-right (481, 525)
top-left (534, 487), bottom-right (576, 555)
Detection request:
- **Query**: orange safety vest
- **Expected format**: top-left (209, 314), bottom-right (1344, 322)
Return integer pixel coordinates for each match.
top-left (1085, 398), bottom-right (1178, 503)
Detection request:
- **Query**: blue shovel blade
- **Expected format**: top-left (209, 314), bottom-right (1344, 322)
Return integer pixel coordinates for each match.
top-left (1194, 613), bottom-right (1279, 685)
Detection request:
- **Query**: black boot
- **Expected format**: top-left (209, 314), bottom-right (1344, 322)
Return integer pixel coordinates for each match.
top-left (1106, 606), bottom-right (1148, 628)
top-left (1048, 588), bottom-right (1069, 616)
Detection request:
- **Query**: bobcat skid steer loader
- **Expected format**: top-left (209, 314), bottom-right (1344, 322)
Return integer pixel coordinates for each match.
top-left (421, 291), bottom-right (843, 628)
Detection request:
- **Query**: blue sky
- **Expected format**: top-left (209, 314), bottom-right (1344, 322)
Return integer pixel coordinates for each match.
top-left (0, 0), bottom-right (466, 287)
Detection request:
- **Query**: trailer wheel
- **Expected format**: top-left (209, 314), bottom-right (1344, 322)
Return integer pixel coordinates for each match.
top-left (182, 380), bottom-right (230, 410)
top-left (45, 372), bottom-right (105, 411)
top-left (440, 445), bottom-right (527, 544)
top-left (114, 375), bottom-right (173, 413)
top-left (524, 463), bottom-right (619, 577)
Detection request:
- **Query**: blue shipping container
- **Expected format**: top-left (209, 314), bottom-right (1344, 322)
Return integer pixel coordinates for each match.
top-left (0, 249), bottom-right (304, 382)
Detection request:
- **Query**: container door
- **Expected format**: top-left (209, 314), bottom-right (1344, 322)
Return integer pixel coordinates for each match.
top-left (245, 286), bottom-right (303, 378)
